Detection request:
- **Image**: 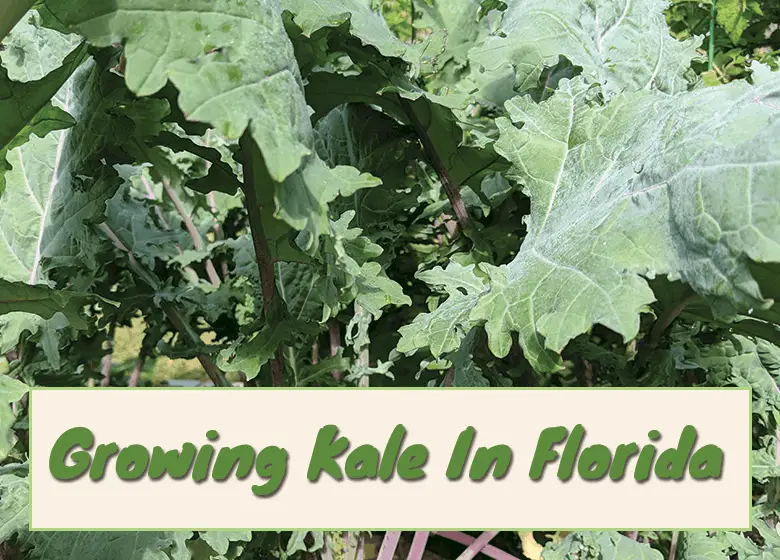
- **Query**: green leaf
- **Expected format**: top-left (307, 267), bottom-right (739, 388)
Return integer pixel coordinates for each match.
top-left (216, 319), bottom-right (299, 381)
top-left (104, 185), bottom-right (190, 270)
top-left (281, 0), bottom-right (411, 62)
top-left (46, 0), bottom-right (383, 249)
top-left (0, 375), bottom-right (28, 461)
top-left (410, 73), bottom-right (780, 370)
top-left (478, 0), bottom-right (507, 20)
top-left (543, 531), bottom-right (663, 560)
top-left (0, 467), bottom-right (28, 542)
top-left (278, 261), bottom-right (339, 323)
top-left (297, 351), bottom-right (350, 386)
top-left (0, 57), bottom-right (132, 367)
top-left (716, 0), bottom-right (764, 43)
top-left (448, 330), bottom-right (490, 387)
top-left (305, 68), bottom-right (506, 195)
top-left (469, 0), bottom-right (701, 99)
top-left (0, 40), bottom-right (87, 196)
top-left (0, 0), bottom-right (36, 43)
top-left (285, 531), bottom-right (310, 556)
top-left (22, 531), bottom-right (194, 560)
top-left (0, 9), bottom-right (80, 83)
top-left (397, 262), bottom-right (488, 358)
top-left (752, 448), bottom-right (780, 483)
top-left (45, 0), bottom-right (310, 183)
top-left (147, 131), bottom-right (242, 196)
top-left (679, 532), bottom-right (729, 560)
top-left (327, 211), bottom-right (411, 318)
top-left (413, 0), bottom-right (492, 87)
top-left (692, 336), bottom-right (780, 407)
top-left (0, 280), bottom-right (107, 329)
top-left (199, 531), bottom-right (252, 555)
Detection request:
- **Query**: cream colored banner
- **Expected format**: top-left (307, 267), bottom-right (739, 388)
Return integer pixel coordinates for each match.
top-left (30, 388), bottom-right (750, 530)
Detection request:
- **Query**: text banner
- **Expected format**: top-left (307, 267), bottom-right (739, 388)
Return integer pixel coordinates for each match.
top-left (30, 388), bottom-right (750, 530)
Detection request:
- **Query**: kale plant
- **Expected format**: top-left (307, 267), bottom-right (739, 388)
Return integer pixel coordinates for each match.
top-left (0, 0), bottom-right (778, 558)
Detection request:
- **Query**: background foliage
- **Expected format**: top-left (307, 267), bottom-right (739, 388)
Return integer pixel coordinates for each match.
top-left (0, 0), bottom-right (778, 558)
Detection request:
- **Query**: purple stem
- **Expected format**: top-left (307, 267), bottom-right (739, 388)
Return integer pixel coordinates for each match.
top-left (455, 531), bottom-right (499, 560)
top-left (141, 175), bottom-right (200, 285)
top-left (99, 354), bottom-right (112, 387)
top-left (433, 532), bottom-right (521, 560)
top-left (128, 354), bottom-right (146, 387)
top-left (161, 177), bottom-right (222, 287)
top-left (320, 538), bottom-right (334, 560)
top-left (377, 531), bottom-right (402, 560)
top-left (407, 532), bottom-right (430, 560)
top-left (355, 534), bottom-right (365, 560)
top-left (100, 322), bottom-right (116, 387)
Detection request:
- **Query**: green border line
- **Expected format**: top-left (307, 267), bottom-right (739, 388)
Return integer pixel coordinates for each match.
top-left (28, 386), bottom-right (752, 533)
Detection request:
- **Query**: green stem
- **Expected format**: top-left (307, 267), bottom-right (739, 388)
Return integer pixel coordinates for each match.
top-left (708, 0), bottom-right (717, 71)
top-left (0, 0), bottom-right (35, 43)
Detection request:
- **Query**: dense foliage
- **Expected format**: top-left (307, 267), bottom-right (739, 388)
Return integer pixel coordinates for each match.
top-left (667, 0), bottom-right (779, 84)
top-left (0, 0), bottom-right (778, 558)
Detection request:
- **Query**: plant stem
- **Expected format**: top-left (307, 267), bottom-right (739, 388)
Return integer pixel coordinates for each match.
top-left (708, 0), bottom-right (717, 71)
top-left (208, 192), bottom-right (230, 280)
top-left (330, 320), bottom-right (343, 382)
top-left (312, 341), bottom-right (319, 365)
top-left (0, 0), bottom-right (35, 43)
top-left (100, 322), bottom-right (116, 387)
top-left (398, 97), bottom-right (472, 231)
top-left (444, 368), bottom-right (454, 387)
top-left (377, 532), bottom-right (401, 560)
top-left (433, 532), bottom-right (520, 560)
top-left (98, 223), bottom-right (229, 387)
top-left (140, 175), bottom-right (200, 285)
top-left (128, 354), bottom-right (146, 387)
top-left (239, 133), bottom-right (284, 386)
top-left (320, 535), bottom-right (335, 560)
top-left (456, 531), bottom-right (499, 560)
top-left (649, 294), bottom-right (698, 348)
top-left (138, 143), bottom-right (221, 287)
top-left (356, 305), bottom-right (370, 387)
top-left (159, 175), bottom-right (222, 287)
top-left (407, 532), bottom-right (430, 560)
top-left (668, 531), bottom-right (679, 560)
top-left (583, 359), bottom-right (594, 387)
top-left (161, 302), bottom-right (227, 386)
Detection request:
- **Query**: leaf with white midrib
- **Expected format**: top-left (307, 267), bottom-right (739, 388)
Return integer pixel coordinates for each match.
top-left (0, 56), bottom-right (127, 366)
top-left (401, 73), bottom-right (780, 371)
top-left (468, 0), bottom-right (701, 100)
top-left (1, 76), bottom-right (73, 285)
